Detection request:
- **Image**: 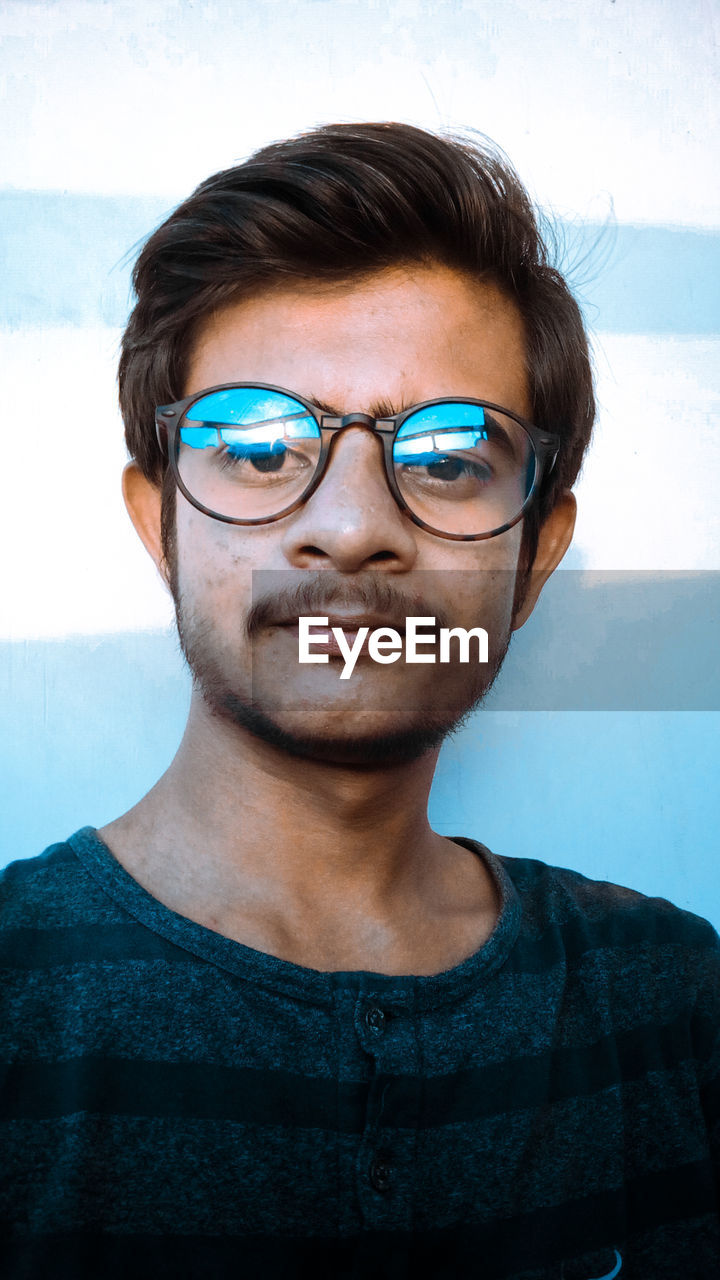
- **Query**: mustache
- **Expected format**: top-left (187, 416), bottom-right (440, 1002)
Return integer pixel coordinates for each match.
top-left (245, 573), bottom-right (452, 638)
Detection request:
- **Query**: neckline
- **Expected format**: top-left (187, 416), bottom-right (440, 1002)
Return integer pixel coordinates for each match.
top-left (67, 826), bottom-right (522, 1012)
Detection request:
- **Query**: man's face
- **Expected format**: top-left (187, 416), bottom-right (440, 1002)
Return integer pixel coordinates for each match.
top-left (169, 263), bottom-right (543, 764)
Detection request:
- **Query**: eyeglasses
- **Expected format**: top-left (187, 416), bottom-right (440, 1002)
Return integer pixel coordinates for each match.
top-left (155, 383), bottom-right (559, 541)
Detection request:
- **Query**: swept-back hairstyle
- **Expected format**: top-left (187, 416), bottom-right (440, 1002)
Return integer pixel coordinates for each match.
top-left (119, 121), bottom-right (595, 568)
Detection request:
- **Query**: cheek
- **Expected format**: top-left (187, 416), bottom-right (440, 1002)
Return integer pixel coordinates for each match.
top-left (433, 527), bottom-right (524, 629)
top-left (174, 507), bottom-right (248, 605)
top-left (174, 503), bottom-right (288, 625)
top-left (455, 572), bottom-right (517, 635)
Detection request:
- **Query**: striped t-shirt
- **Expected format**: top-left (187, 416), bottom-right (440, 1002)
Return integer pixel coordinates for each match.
top-left (0, 826), bottom-right (718, 1279)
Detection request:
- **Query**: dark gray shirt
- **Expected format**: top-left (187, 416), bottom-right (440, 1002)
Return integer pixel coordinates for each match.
top-left (1, 827), bottom-right (718, 1278)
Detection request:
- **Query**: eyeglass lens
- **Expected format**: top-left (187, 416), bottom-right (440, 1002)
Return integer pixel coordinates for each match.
top-left (176, 387), bottom-right (537, 534)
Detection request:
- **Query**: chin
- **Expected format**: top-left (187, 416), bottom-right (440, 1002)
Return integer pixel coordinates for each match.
top-left (176, 604), bottom-right (511, 766)
top-left (206, 690), bottom-right (473, 767)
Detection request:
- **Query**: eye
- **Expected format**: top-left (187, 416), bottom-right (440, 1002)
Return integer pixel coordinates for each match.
top-left (425, 457), bottom-right (461, 481)
top-left (394, 446), bottom-right (494, 494)
top-left (422, 455), bottom-right (491, 483)
top-left (249, 451), bottom-right (286, 473)
top-left (221, 442), bottom-right (292, 473)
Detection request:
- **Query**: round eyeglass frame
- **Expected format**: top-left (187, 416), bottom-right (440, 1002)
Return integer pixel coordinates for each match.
top-left (155, 381), bottom-right (560, 542)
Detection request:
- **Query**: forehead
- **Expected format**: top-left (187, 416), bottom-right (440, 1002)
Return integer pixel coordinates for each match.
top-left (185, 264), bottom-right (530, 418)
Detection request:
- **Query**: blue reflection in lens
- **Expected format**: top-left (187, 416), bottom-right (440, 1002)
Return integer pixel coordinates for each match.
top-left (394, 405), bottom-right (488, 464)
top-left (180, 426), bottom-right (218, 450)
top-left (180, 422), bottom-right (316, 451)
top-left (186, 388), bottom-right (312, 427)
top-left (221, 431), bottom-right (287, 459)
top-left (395, 403), bottom-right (486, 439)
top-left (181, 388), bottom-right (319, 450)
top-left (394, 429), bottom-right (487, 464)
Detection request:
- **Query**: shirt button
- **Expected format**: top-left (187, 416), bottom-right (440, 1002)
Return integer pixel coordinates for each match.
top-left (369, 1157), bottom-right (392, 1193)
top-left (364, 1004), bottom-right (386, 1034)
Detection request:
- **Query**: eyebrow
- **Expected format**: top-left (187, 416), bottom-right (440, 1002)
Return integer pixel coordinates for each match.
top-left (310, 395), bottom-right (414, 419)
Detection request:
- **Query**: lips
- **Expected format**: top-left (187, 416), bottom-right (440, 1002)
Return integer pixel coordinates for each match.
top-left (294, 613), bottom-right (407, 633)
top-left (245, 573), bottom-right (450, 641)
top-left (269, 607), bottom-right (409, 633)
top-left (275, 615), bottom-right (409, 658)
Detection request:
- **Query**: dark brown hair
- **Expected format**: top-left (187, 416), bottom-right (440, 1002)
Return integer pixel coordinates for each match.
top-left (119, 121), bottom-right (595, 568)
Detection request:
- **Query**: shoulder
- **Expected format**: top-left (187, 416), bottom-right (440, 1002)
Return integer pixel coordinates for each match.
top-left (494, 851), bottom-right (719, 1032)
top-left (497, 851), bottom-right (719, 949)
top-left (1, 837), bottom-right (76, 914)
top-left (0, 828), bottom-right (117, 932)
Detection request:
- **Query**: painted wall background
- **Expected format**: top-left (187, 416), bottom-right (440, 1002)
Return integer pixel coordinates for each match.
top-left (1, 0), bottom-right (718, 925)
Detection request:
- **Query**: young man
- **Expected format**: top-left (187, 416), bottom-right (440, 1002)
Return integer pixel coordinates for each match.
top-left (1, 124), bottom-right (717, 1278)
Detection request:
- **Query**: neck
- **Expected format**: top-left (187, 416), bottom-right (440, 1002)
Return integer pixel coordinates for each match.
top-left (104, 690), bottom-right (442, 901)
top-left (99, 692), bottom-right (499, 974)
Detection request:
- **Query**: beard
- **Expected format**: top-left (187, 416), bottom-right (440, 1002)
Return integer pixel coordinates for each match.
top-left (171, 565), bottom-right (513, 767)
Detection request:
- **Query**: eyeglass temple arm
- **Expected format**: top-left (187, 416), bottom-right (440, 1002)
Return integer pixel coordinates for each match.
top-left (155, 406), bottom-right (179, 455)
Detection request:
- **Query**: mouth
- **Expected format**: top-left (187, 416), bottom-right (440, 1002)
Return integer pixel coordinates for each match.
top-left (273, 614), bottom-right (409, 658)
top-left (246, 573), bottom-right (448, 646)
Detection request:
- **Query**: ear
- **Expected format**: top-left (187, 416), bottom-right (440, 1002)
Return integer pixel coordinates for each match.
top-left (122, 462), bottom-right (169, 584)
top-left (512, 491), bottom-right (576, 630)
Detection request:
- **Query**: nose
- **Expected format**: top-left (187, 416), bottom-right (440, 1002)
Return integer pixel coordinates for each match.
top-left (280, 427), bottom-right (418, 572)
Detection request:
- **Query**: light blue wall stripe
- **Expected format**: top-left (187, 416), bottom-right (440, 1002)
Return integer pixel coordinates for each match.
top-left (2, 591), bottom-right (719, 929)
top-left (2, 189), bottom-right (719, 333)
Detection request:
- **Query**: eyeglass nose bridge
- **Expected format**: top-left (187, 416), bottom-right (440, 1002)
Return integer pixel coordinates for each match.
top-left (319, 411), bottom-right (397, 435)
top-left (313, 412), bottom-right (399, 500)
